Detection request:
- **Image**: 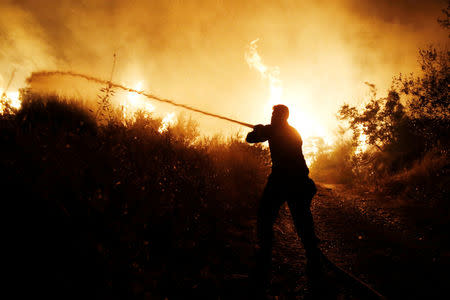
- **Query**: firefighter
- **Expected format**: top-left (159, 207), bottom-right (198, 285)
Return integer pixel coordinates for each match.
top-left (246, 104), bottom-right (321, 289)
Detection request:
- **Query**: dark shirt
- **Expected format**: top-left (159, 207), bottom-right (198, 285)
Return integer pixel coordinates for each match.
top-left (246, 123), bottom-right (309, 176)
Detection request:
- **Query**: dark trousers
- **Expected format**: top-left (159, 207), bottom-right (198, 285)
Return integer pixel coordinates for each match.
top-left (256, 173), bottom-right (320, 285)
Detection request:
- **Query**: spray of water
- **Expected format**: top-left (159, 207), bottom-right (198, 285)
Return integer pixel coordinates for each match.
top-left (27, 71), bottom-right (255, 129)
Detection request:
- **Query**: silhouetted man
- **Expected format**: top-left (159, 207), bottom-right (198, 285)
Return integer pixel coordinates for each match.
top-left (246, 104), bottom-right (320, 288)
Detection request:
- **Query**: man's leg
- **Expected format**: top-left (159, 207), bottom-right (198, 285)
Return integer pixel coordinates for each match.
top-left (255, 176), bottom-right (284, 288)
top-left (287, 194), bottom-right (321, 277)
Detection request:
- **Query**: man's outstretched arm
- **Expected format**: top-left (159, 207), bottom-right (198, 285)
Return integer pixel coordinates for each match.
top-left (246, 124), bottom-right (271, 143)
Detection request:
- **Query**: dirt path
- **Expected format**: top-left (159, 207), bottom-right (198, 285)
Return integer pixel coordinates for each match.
top-left (139, 183), bottom-right (448, 299)
top-left (265, 183), bottom-right (450, 299)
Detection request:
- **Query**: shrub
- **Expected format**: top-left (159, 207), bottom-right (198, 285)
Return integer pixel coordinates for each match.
top-left (1, 92), bottom-right (270, 298)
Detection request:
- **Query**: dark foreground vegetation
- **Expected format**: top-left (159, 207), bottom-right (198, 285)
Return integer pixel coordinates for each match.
top-left (1, 93), bottom-right (271, 299)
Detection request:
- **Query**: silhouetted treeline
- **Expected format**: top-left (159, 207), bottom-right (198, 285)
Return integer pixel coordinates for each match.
top-left (1, 93), bottom-right (270, 299)
top-left (310, 47), bottom-right (449, 205)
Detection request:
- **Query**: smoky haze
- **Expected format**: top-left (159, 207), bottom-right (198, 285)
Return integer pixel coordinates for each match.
top-left (0, 0), bottom-right (448, 138)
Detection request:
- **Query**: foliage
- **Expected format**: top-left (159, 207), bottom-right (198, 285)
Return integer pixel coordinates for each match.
top-left (338, 88), bottom-right (425, 173)
top-left (1, 93), bottom-right (270, 298)
top-left (96, 81), bottom-right (116, 125)
top-left (314, 46), bottom-right (449, 201)
top-left (339, 47), bottom-right (448, 157)
top-left (384, 148), bottom-right (449, 204)
top-left (309, 137), bottom-right (355, 184)
top-left (393, 48), bottom-right (450, 151)
top-left (438, 1), bottom-right (450, 34)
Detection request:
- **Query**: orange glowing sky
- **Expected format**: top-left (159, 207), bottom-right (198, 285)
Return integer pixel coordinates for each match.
top-left (0, 0), bottom-right (448, 142)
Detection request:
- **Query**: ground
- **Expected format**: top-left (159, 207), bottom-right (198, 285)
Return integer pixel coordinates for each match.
top-left (216, 183), bottom-right (449, 299)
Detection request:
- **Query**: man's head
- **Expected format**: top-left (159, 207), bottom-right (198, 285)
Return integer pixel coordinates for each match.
top-left (271, 104), bottom-right (289, 126)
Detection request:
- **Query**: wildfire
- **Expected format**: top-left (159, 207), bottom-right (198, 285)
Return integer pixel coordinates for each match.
top-left (0, 89), bottom-right (21, 113)
top-left (122, 81), bottom-right (155, 119)
top-left (245, 39), bottom-right (329, 157)
top-left (0, 75), bottom-right (177, 135)
top-left (158, 112), bottom-right (176, 133)
top-left (123, 81), bottom-right (176, 133)
top-left (355, 125), bottom-right (369, 154)
top-left (245, 39), bottom-right (283, 105)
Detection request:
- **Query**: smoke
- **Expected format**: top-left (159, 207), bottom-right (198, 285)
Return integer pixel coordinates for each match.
top-left (28, 70), bottom-right (255, 128)
top-left (0, 0), bottom-right (448, 137)
top-left (245, 39), bottom-right (283, 107)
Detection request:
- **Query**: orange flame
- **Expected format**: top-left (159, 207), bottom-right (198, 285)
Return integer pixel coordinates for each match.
top-left (158, 112), bottom-right (175, 133)
top-left (245, 39), bottom-right (333, 163)
top-left (245, 39), bottom-right (282, 106)
top-left (0, 89), bottom-right (21, 113)
top-left (121, 81), bottom-right (155, 120)
top-left (355, 124), bottom-right (369, 154)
